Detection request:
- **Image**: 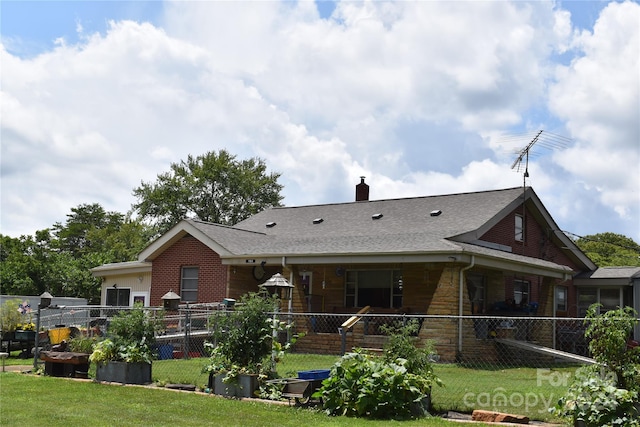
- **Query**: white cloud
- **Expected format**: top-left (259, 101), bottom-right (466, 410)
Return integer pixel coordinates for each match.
top-left (1, 0), bottom-right (638, 245)
top-left (549, 0), bottom-right (640, 222)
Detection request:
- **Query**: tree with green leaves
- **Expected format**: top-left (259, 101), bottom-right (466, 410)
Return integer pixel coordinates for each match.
top-left (575, 232), bottom-right (640, 267)
top-left (132, 150), bottom-right (283, 234)
top-left (0, 204), bottom-right (152, 303)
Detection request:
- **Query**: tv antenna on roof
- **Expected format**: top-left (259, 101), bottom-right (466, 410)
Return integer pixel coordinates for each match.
top-left (503, 130), bottom-right (572, 184)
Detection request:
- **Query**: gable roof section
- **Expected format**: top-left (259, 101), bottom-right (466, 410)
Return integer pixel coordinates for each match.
top-left (449, 187), bottom-right (595, 271)
top-left (137, 220), bottom-right (265, 262)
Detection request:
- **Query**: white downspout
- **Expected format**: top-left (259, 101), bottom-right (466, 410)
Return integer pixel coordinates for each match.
top-left (458, 255), bottom-right (475, 356)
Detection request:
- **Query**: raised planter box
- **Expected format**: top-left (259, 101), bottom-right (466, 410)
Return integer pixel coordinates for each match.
top-left (96, 361), bottom-right (152, 385)
top-left (1, 332), bottom-right (15, 341)
top-left (208, 373), bottom-right (259, 398)
top-left (14, 330), bottom-right (36, 341)
top-left (40, 351), bottom-right (90, 378)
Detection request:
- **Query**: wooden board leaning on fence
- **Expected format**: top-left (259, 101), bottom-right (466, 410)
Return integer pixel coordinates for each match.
top-left (340, 306), bottom-right (371, 331)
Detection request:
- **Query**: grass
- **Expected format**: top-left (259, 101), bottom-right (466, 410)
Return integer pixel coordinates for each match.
top-left (0, 374), bottom-right (497, 427)
top-left (1, 351), bottom-right (574, 423)
top-left (152, 353), bottom-right (340, 389)
top-left (432, 364), bottom-right (575, 422)
top-left (152, 353), bottom-right (573, 422)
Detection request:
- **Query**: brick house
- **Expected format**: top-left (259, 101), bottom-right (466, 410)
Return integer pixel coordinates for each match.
top-left (91, 181), bottom-right (638, 359)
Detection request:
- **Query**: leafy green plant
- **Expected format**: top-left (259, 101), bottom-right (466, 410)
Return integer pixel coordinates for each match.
top-left (203, 292), bottom-right (283, 383)
top-left (90, 305), bottom-right (163, 364)
top-left (316, 350), bottom-right (435, 419)
top-left (583, 304), bottom-right (640, 392)
top-left (68, 335), bottom-right (98, 354)
top-left (551, 304), bottom-right (640, 425)
top-left (380, 320), bottom-right (441, 383)
top-left (89, 339), bottom-right (117, 363)
top-left (0, 299), bottom-right (23, 333)
top-left (203, 292), bottom-right (274, 375)
top-left (551, 365), bottom-right (638, 426)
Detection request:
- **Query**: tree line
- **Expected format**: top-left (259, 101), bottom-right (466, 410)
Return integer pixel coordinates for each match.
top-left (0, 150), bottom-right (283, 303)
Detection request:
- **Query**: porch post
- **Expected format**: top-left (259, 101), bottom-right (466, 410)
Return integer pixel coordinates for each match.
top-left (458, 256), bottom-right (475, 356)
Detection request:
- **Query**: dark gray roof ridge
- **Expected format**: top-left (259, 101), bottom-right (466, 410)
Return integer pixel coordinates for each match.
top-left (265, 186), bottom-right (525, 210)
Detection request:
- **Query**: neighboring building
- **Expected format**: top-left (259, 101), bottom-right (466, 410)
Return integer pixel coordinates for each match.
top-left (91, 181), bottom-right (637, 359)
top-left (574, 266), bottom-right (640, 339)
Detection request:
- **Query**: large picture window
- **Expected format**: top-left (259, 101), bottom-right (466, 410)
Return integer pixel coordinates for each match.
top-left (345, 270), bottom-right (402, 308)
top-left (181, 267), bottom-right (199, 303)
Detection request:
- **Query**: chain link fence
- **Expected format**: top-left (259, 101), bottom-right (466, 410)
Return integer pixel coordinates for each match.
top-left (23, 306), bottom-right (638, 421)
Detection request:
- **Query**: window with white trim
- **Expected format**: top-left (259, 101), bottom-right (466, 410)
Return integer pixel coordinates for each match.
top-left (515, 214), bottom-right (524, 242)
top-left (181, 266), bottom-right (199, 303)
top-left (555, 286), bottom-right (568, 312)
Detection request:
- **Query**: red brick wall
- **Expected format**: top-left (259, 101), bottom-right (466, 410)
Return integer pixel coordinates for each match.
top-left (480, 205), bottom-right (577, 268)
top-left (150, 235), bottom-right (227, 306)
top-left (480, 204), bottom-right (582, 315)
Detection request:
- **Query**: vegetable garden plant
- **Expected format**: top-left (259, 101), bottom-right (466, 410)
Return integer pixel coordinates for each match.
top-left (202, 291), bottom-right (298, 389)
top-left (90, 304), bottom-right (163, 364)
top-left (551, 304), bottom-right (640, 426)
top-left (316, 320), bottom-right (442, 420)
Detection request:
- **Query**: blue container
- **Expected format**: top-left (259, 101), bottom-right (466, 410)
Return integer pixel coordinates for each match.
top-left (158, 344), bottom-right (174, 360)
top-left (297, 369), bottom-right (330, 380)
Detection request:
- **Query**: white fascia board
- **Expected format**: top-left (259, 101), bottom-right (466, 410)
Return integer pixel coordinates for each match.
top-left (91, 262), bottom-right (152, 277)
top-left (222, 251), bottom-right (572, 278)
top-left (472, 255), bottom-right (573, 279)
top-left (221, 252), bottom-right (469, 265)
top-left (138, 220), bottom-right (233, 261)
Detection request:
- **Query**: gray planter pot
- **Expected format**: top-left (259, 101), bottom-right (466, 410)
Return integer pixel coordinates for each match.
top-left (410, 394), bottom-right (432, 416)
top-left (210, 373), bottom-right (259, 398)
top-left (96, 361), bottom-right (152, 385)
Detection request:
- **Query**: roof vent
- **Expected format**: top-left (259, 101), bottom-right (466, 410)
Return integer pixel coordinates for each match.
top-left (372, 213), bottom-right (383, 220)
top-left (430, 210), bottom-right (442, 217)
top-left (266, 222), bottom-right (277, 228)
top-left (313, 218), bottom-right (324, 224)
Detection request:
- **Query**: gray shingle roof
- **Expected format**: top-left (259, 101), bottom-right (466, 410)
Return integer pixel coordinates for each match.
top-left (575, 266), bottom-right (640, 279)
top-left (236, 187), bottom-right (525, 241)
top-left (187, 187), bottom-right (553, 260)
top-left (140, 186), bottom-right (585, 275)
top-left (211, 187), bottom-right (523, 255)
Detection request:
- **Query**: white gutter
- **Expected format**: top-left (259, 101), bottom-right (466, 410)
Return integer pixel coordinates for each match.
top-left (458, 255), bottom-right (475, 355)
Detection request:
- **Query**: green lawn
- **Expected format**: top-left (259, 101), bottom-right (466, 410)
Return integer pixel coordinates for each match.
top-left (0, 374), bottom-right (497, 427)
top-left (152, 353), bottom-right (573, 422)
top-left (432, 364), bottom-right (574, 422)
top-left (2, 351), bottom-right (574, 424)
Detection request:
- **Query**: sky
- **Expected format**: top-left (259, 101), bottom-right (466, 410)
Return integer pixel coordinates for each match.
top-left (1, 0), bottom-right (639, 246)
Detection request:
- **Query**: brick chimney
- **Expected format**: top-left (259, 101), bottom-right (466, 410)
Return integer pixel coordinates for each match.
top-left (355, 176), bottom-right (369, 201)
